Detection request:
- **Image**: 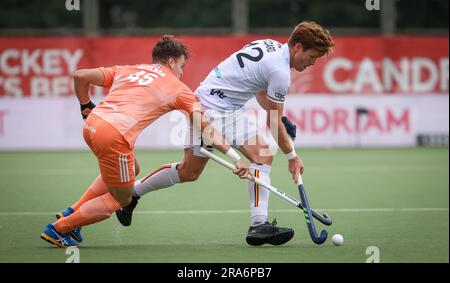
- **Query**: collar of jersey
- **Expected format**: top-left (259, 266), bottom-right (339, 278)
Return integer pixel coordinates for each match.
top-left (281, 43), bottom-right (291, 67)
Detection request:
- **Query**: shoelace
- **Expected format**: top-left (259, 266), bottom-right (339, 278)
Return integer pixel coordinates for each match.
top-left (271, 218), bottom-right (277, 226)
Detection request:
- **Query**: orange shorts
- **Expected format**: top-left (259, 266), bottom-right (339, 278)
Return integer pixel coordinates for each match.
top-left (83, 114), bottom-right (135, 188)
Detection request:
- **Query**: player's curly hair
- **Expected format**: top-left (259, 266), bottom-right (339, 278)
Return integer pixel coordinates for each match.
top-left (288, 21), bottom-right (335, 56)
top-left (152, 35), bottom-right (191, 64)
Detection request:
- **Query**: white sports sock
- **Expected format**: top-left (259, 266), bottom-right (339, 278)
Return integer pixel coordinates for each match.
top-left (248, 163), bottom-right (271, 226)
top-left (133, 162), bottom-right (180, 197)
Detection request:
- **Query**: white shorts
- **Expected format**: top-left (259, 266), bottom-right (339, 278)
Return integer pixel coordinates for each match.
top-left (185, 107), bottom-right (261, 157)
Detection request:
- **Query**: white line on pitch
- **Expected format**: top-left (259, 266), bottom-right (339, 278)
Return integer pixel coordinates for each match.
top-left (0, 165), bottom-right (446, 176)
top-left (0, 207), bottom-right (447, 216)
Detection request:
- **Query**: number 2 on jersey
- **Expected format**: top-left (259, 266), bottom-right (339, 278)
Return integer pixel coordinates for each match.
top-left (236, 47), bottom-right (264, 68)
top-left (128, 71), bottom-right (158, 86)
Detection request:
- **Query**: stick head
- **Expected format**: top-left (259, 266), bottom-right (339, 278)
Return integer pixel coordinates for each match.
top-left (312, 229), bottom-right (328, 245)
top-left (321, 213), bottom-right (333, 226)
top-left (298, 183), bottom-right (328, 245)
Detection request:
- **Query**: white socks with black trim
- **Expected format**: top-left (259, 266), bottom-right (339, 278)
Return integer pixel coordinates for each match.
top-left (133, 162), bottom-right (181, 197)
top-left (248, 163), bottom-right (271, 227)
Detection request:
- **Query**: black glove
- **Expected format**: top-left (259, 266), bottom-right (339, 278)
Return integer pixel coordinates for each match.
top-left (281, 116), bottom-right (296, 140)
top-left (80, 100), bottom-right (96, 120)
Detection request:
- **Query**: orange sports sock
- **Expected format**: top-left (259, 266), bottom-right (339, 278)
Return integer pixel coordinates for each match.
top-left (71, 175), bottom-right (109, 211)
top-left (54, 193), bottom-right (121, 234)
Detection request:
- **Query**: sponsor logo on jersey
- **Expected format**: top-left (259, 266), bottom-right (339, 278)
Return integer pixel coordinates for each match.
top-left (210, 89), bottom-right (227, 99)
top-left (263, 40), bottom-right (276, 52)
top-left (274, 92), bottom-right (286, 102)
top-left (214, 67), bottom-right (222, 78)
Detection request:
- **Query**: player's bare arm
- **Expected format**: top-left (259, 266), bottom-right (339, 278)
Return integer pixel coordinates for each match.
top-left (266, 97), bottom-right (304, 183)
top-left (257, 91), bottom-right (296, 140)
top-left (73, 68), bottom-right (105, 119)
top-left (256, 91), bottom-right (269, 110)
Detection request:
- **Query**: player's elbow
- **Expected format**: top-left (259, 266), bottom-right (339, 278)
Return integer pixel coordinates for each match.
top-left (73, 69), bottom-right (90, 82)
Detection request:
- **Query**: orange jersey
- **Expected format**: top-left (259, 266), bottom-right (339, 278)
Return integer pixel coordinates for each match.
top-left (92, 64), bottom-right (199, 147)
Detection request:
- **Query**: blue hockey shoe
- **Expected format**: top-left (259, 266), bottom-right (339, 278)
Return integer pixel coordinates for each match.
top-left (56, 207), bottom-right (83, 242)
top-left (40, 223), bottom-right (79, 248)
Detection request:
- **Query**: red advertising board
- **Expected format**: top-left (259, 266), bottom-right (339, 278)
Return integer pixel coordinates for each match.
top-left (0, 35), bottom-right (448, 97)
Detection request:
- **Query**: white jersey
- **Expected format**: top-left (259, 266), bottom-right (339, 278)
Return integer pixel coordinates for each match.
top-left (195, 39), bottom-right (291, 111)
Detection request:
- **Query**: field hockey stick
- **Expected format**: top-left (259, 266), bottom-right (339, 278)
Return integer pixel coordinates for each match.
top-left (296, 173), bottom-right (328, 245)
top-left (199, 147), bottom-right (332, 226)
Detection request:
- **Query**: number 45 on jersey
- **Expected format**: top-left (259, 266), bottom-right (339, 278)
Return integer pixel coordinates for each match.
top-left (128, 71), bottom-right (159, 86)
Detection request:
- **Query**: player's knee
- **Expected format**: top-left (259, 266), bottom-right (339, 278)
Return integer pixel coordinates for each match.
top-left (252, 154), bottom-right (273, 166)
top-left (178, 165), bottom-right (201, 182)
top-left (182, 173), bottom-right (200, 182)
top-left (109, 189), bottom-right (132, 208)
top-left (179, 171), bottom-right (201, 182)
top-left (264, 155), bottom-right (273, 165)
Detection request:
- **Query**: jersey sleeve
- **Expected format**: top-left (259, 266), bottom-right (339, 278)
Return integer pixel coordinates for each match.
top-left (173, 85), bottom-right (202, 115)
top-left (266, 69), bottom-right (290, 104)
top-left (99, 66), bottom-right (117, 88)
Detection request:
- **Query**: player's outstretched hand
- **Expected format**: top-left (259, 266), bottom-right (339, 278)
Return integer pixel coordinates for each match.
top-left (80, 100), bottom-right (96, 120)
top-left (233, 160), bottom-right (250, 179)
top-left (288, 156), bottom-right (304, 184)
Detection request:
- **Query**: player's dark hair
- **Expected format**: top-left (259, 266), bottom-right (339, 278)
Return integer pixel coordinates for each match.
top-left (288, 21), bottom-right (335, 56)
top-left (152, 35), bottom-right (190, 64)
